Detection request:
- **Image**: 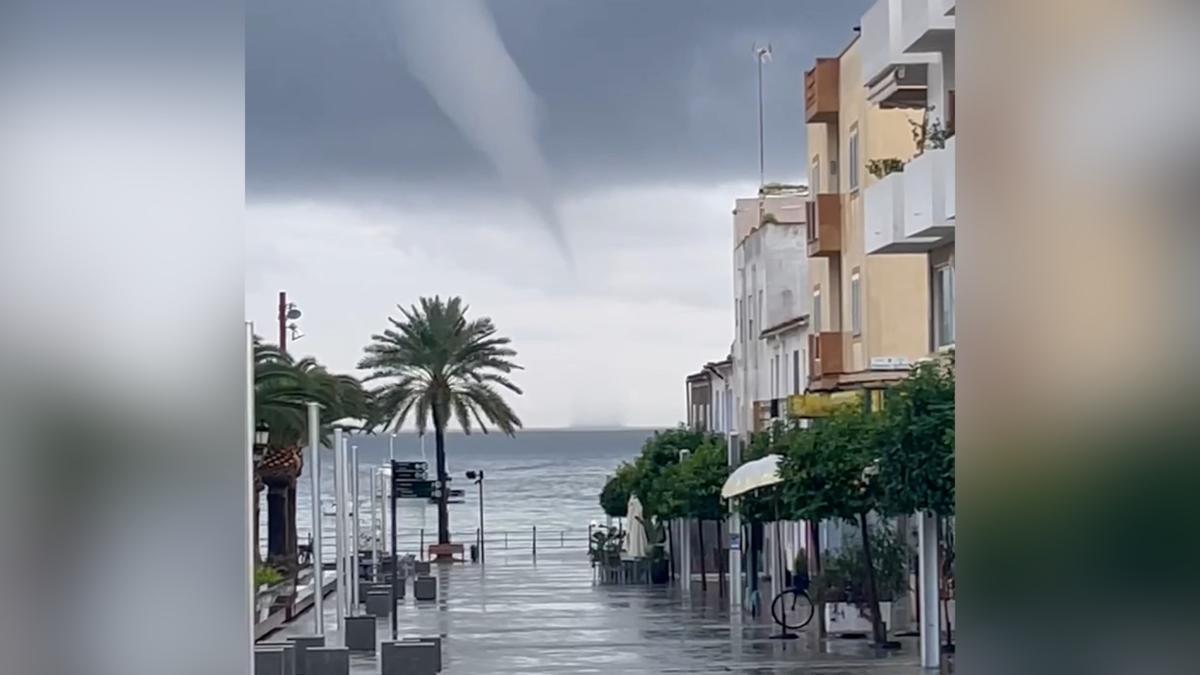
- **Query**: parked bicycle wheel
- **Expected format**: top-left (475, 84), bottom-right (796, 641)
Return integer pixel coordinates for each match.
top-left (770, 588), bottom-right (815, 631)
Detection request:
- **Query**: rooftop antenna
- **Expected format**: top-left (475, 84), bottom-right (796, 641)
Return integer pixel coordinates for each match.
top-left (753, 42), bottom-right (773, 188)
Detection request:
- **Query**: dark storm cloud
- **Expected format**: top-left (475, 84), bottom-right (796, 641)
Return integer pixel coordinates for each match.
top-left (247, 0), bottom-right (871, 201)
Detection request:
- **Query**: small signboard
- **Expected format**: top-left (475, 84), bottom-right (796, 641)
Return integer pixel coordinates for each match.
top-left (869, 356), bottom-right (911, 371)
top-left (394, 481), bottom-right (434, 499)
top-left (729, 532), bottom-right (741, 550)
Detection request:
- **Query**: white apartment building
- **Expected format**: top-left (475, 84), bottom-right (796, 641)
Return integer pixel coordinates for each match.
top-left (860, 0), bottom-right (956, 352)
top-left (685, 356), bottom-right (734, 435)
top-left (731, 187), bottom-right (812, 436)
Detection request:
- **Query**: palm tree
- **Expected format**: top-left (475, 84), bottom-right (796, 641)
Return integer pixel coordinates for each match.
top-left (253, 338), bottom-right (369, 565)
top-left (359, 296), bottom-right (523, 546)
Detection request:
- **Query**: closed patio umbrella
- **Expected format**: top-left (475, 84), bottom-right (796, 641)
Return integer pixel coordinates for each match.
top-left (624, 495), bottom-right (649, 559)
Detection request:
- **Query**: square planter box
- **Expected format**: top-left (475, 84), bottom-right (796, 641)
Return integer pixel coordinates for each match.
top-left (344, 615), bottom-right (377, 653)
top-left (366, 590), bottom-right (393, 617)
top-left (254, 647), bottom-right (286, 675)
top-left (304, 647), bottom-right (349, 675)
top-left (286, 635), bottom-right (325, 675)
top-left (254, 642), bottom-right (296, 675)
top-left (824, 601), bottom-right (892, 636)
top-left (413, 576), bottom-right (437, 602)
top-left (381, 640), bottom-right (439, 675)
top-left (400, 636), bottom-right (441, 671)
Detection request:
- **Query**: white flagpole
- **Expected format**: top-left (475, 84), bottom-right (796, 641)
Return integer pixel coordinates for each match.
top-left (333, 428), bottom-right (345, 634)
top-left (351, 443), bottom-right (360, 610)
top-left (307, 402), bottom-right (324, 635)
top-left (244, 323), bottom-right (255, 668)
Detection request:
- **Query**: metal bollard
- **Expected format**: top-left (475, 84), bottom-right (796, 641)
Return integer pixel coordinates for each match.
top-left (505, 531), bottom-right (508, 549)
top-left (532, 525), bottom-right (537, 557)
top-left (560, 530), bottom-right (564, 547)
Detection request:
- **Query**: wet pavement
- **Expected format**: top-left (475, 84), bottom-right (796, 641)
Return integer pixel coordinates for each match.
top-left (269, 547), bottom-right (938, 674)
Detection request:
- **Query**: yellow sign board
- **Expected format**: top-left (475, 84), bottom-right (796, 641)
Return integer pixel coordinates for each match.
top-left (787, 391), bottom-right (863, 418)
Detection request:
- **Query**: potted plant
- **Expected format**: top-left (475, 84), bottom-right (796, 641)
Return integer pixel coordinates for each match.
top-left (867, 158), bottom-right (905, 180)
top-left (909, 105), bottom-right (949, 155)
top-left (812, 525), bottom-right (910, 637)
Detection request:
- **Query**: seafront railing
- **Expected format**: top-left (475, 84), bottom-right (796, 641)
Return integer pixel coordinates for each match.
top-left (264, 526), bottom-right (593, 563)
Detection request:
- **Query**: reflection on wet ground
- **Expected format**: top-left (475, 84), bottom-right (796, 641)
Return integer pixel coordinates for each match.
top-left (271, 547), bottom-right (942, 674)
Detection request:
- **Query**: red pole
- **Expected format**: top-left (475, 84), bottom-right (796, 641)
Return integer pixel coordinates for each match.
top-left (278, 291), bottom-right (287, 353)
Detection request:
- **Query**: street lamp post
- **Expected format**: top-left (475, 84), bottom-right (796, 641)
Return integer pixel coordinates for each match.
top-left (466, 470), bottom-right (485, 564)
top-left (306, 402), bottom-right (323, 635)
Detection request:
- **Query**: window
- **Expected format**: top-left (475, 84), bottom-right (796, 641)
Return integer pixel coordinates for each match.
top-left (934, 264), bottom-right (956, 347)
top-left (848, 126), bottom-right (860, 193)
top-left (851, 270), bottom-right (863, 337)
top-left (792, 349), bottom-right (801, 394)
top-left (812, 287), bottom-right (822, 332)
top-left (811, 156), bottom-right (821, 194)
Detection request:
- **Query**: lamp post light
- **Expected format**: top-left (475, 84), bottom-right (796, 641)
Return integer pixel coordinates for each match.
top-left (465, 470), bottom-right (485, 564)
top-left (253, 421), bottom-right (270, 463)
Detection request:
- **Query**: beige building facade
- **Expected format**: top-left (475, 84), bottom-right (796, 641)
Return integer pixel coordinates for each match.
top-left (804, 36), bottom-right (930, 392)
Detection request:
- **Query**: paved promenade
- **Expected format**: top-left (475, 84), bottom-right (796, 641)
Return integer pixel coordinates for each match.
top-left (269, 547), bottom-right (941, 674)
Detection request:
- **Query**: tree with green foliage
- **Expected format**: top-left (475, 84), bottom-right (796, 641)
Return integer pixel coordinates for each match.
top-left (599, 462), bottom-right (638, 519)
top-left (780, 404), bottom-right (890, 645)
top-left (253, 338), bottom-right (370, 566)
top-left (668, 438), bottom-right (728, 589)
top-left (360, 296), bottom-right (523, 546)
top-left (877, 356), bottom-right (955, 516)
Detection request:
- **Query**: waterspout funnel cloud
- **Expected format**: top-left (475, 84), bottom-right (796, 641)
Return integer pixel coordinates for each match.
top-left (391, 0), bottom-right (570, 259)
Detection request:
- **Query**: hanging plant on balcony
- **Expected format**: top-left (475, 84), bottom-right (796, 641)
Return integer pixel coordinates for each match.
top-left (867, 158), bottom-right (905, 179)
top-left (909, 105), bottom-right (949, 155)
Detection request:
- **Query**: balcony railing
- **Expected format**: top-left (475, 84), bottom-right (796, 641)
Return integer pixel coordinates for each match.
top-left (804, 58), bottom-right (840, 124)
top-left (903, 135), bottom-right (955, 240)
top-left (864, 171), bottom-right (911, 254)
top-left (805, 194), bottom-right (842, 258)
top-left (808, 332), bottom-right (846, 381)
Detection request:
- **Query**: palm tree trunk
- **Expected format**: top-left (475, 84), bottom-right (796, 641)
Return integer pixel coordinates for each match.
top-left (433, 407), bottom-right (451, 546)
top-left (859, 511), bottom-right (887, 646)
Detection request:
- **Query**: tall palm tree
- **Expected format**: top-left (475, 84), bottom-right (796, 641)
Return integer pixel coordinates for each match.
top-left (253, 337), bottom-right (369, 564)
top-left (359, 296), bottom-right (523, 546)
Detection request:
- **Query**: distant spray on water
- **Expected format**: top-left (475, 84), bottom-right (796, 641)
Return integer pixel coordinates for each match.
top-left (390, 0), bottom-right (571, 260)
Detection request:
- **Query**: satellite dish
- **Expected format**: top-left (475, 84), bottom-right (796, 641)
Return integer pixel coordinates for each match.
top-left (286, 304), bottom-right (302, 320)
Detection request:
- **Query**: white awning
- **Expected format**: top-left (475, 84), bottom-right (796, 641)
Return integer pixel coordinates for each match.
top-left (721, 454), bottom-right (784, 499)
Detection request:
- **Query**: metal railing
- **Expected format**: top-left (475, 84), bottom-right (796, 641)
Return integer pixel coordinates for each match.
top-left (273, 526), bottom-right (593, 563)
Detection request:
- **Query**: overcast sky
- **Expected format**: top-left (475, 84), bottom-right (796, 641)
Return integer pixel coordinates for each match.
top-left (246, 0), bottom-right (871, 428)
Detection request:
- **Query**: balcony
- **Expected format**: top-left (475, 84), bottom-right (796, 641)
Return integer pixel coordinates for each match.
top-left (861, 0), bottom-right (935, 93)
top-left (805, 194), bottom-right (842, 258)
top-left (901, 0), bottom-right (955, 55)
top-left (804, 58), bottom-right (840, 124)
top-left (808, 332), bottom-right (846, 381)
top-left (903, 135), bottom-right (955, 240)
top-left (865, 171), bottom-right (912, 254)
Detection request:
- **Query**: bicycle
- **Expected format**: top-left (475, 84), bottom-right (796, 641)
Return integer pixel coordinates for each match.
top-left (770, 573), bottom-right (816, 635)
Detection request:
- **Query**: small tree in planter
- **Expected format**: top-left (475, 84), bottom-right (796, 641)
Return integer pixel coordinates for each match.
top-left (673, 438), bottom-right (729, 591)
top-left (781, 405), bottom-right (892, 646)
top-left (877, 355), bottom-right (955, 645)
top-left (811, 523), bottom-right (911, 627)
top-left (600, 462), bottom-right (638, 522)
